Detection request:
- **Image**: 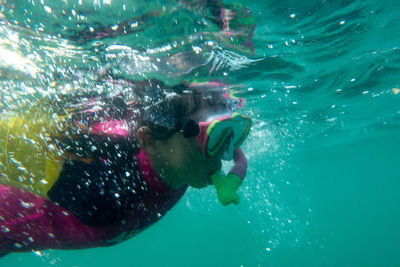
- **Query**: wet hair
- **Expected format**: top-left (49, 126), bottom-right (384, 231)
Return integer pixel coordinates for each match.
top-left (53, 80), bottom-right (239, 154)
top-left (137, 85), bottom-right (238, 140)
top-left (138, 92), bottom-right (200, 140)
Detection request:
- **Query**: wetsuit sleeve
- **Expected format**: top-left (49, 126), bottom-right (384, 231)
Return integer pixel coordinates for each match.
top-left (0, 184), bottom-right (102, 253)
top-left (47, 151), bottom-right (145, 227)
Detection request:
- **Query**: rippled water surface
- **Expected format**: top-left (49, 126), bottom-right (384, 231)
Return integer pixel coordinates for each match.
top-left (1, 0), bottom-right (400, 266)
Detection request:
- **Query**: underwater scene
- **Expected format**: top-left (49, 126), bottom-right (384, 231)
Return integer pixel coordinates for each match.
top-left (1, 0), bottom-right (400, 266)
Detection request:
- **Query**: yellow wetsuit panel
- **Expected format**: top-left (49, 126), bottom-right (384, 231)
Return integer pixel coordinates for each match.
top-left (0, 115), bottom-right (64, 197)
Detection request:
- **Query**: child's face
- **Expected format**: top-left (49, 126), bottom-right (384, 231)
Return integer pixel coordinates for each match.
top-left (144, 98), bottom-right (231, 189)
top-left (151, 132), bottom-right (222, 189)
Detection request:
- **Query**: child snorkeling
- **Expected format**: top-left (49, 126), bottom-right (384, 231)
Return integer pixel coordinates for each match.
top-left (0, 80), bottom-right (251, 254)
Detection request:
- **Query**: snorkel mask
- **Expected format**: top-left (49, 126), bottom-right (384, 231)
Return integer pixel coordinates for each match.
top-left (196, 112), bottom-right (252, 161)
top-left (142, 110), bottom-right (251, 161)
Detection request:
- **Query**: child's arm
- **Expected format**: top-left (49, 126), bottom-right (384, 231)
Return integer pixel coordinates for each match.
top-left (0, 184), bottom-right (99, 253)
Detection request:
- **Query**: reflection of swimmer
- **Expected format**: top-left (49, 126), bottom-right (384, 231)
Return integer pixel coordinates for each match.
top-left (0, 81), bottom-right (251, 254)
top-left (66, 0), bottom-right (255, 54)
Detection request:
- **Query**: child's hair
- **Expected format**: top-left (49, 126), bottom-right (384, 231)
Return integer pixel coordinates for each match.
top-left (49, 80), bottom-right (238, 155)
top-left (137, 82), bottom-right (237, 140)
top-left (138, 92), bottom-right (200, 140)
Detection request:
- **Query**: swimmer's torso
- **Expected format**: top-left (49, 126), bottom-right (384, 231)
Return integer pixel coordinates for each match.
top-left (0, 99), bottom-right (187, 251)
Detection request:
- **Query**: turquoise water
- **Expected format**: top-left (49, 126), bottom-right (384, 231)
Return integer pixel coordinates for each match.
top-left (1, 0), bottom-right (400, 266)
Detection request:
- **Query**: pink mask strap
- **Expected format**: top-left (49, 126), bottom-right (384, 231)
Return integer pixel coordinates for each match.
top-left (196, 121), bottom-right (211, 156)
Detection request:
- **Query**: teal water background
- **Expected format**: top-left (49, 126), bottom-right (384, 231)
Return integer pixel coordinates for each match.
top-left (1, 0), bottom-right (400, 266)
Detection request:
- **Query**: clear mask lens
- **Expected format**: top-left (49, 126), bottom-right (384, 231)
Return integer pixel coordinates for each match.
top-left (221, 133), bottom-right (234, 161)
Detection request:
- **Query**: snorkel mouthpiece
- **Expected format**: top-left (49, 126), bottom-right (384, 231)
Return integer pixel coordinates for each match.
top-left (211, 148), bottom-right (248, 206)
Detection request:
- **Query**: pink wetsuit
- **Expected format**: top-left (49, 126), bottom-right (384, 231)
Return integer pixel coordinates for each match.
top-left (0, 150), bottom-right (187, 253)
top-left (0, 92), bottom-right (248, 254)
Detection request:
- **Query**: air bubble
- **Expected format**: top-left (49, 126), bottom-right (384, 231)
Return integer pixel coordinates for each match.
top-left (14, 242), bottom-right (23, 248)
